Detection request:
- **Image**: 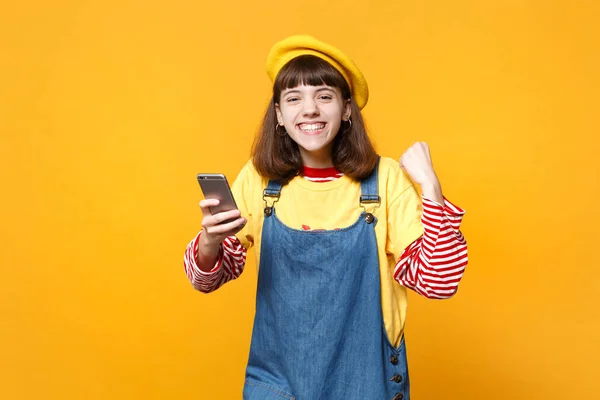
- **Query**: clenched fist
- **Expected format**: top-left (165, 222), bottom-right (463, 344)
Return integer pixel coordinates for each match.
top-left (399, 142), bottom-right (444, 204)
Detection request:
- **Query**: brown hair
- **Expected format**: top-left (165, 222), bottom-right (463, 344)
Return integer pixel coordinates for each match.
top-left (251, 55), bottom-right (378, 184)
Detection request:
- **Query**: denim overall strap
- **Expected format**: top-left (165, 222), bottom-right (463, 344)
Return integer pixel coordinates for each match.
top-left (264, 180), bottom-right (283, 197)
top-left (360, 156), bottom-right (381, 207)
top-left (244, 159), bottom-right (409, 400)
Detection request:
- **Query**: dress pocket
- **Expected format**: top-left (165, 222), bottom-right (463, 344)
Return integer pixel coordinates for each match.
top-left (243, 379), bottom-right (295, 400)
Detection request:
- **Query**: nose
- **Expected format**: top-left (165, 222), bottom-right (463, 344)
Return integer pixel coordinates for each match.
top-left (302, 98), bottom-right (319, 117)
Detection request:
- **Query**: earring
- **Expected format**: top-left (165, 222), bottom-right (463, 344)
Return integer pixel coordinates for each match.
top-left (343, 118), bottom-right (352, 132)
top-left (276, 123), bottom-right (287, 136)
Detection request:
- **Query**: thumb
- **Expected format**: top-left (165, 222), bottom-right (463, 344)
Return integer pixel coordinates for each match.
top-left (399, 156), bottom-right (406, 170)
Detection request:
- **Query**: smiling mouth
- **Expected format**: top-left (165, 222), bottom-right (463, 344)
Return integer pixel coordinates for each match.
top-left (298, 123), bottom-right (326, 133)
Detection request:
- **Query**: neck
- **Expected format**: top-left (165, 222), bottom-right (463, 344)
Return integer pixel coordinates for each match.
top-left (300, 148), bottom-right (334, 169)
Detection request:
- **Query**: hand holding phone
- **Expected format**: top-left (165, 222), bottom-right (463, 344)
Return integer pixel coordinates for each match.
top-left (195, 174), bottom-right (246, 270)
top-left (196, 174), bottom-right (246, 244)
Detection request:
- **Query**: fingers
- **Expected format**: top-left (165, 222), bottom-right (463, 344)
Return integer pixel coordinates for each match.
top-left (199, 199), bottom-right (246, 237)
top-left (406, 141), bottom-right (429, 154)
top-left (204, 209), bottom-right (242, 227)
top-left (202, 215), bottom-right (247, 243)
top-left (400, 142), bottom-right (431, 162)
top-left (213, 216), bottom-right (247, 234)
top-left (199, 198), bottom-right (220, 217)
top-left (200, 199), bottom-right (242, 221)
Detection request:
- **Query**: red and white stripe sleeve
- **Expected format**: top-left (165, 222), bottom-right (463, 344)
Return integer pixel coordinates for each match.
top-left (183, 232), bottom-right (247, 293)
top-left (393, 197), bottom-right (468, 299)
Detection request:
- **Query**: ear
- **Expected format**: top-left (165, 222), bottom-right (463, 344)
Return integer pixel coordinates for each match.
top-left (343, 99), bottom-right (352, 121)
top-left (275, 103), bottom-right (283, 125)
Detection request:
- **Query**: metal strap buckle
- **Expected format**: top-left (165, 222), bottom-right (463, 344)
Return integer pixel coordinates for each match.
top-left (359, 195), bottom-right (380, 224)
top-left (263, 189), bottom-right (280, 216)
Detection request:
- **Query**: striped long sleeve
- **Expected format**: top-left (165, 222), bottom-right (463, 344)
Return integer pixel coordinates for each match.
top-left (393, 197), bottom-right (468, 299)
top-left (183, 233), bottom-right (247, 293)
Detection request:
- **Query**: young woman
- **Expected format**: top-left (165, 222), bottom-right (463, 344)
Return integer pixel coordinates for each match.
top-left (184, 35), bottom-right (468, 400)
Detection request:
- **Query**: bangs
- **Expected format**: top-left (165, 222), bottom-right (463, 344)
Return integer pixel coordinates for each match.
top-left (274, 55), bottom-right (350, 98)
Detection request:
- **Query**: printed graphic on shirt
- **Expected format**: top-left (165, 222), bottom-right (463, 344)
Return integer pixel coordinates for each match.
top-left (302, 224), bottom-right (341, 231)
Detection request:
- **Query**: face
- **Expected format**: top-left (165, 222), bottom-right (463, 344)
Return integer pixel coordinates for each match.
top-left (275, 84), bottom-right (351, 167)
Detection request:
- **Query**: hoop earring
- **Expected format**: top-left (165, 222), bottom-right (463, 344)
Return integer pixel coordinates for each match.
top-left (343, 118), bottom-right (352, 132)
top-left (276, 123), bottom-right (287, 137)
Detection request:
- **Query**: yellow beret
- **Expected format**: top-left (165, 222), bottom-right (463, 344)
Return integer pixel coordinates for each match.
top-left (266, 35), bottom-right (369, 110)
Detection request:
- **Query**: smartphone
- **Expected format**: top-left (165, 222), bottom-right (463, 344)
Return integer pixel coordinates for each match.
top-left (197, 173), bottom-right (239, 224)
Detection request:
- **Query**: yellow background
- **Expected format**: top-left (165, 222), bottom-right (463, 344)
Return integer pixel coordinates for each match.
top-left (1, 0), bottom-right (598, 399)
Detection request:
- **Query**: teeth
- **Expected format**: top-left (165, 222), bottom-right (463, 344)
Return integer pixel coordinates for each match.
top-left (299, 123), bottom-right (325, 132)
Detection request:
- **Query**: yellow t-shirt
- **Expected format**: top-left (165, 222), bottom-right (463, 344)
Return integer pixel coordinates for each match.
top-left (232, 156), bottom-right (424, 347)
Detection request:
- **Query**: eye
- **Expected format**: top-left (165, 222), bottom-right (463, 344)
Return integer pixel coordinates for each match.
top-left (319, 94), bottom-right (333, 100)
top-left (286, 97), bottom-right (300, 103)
